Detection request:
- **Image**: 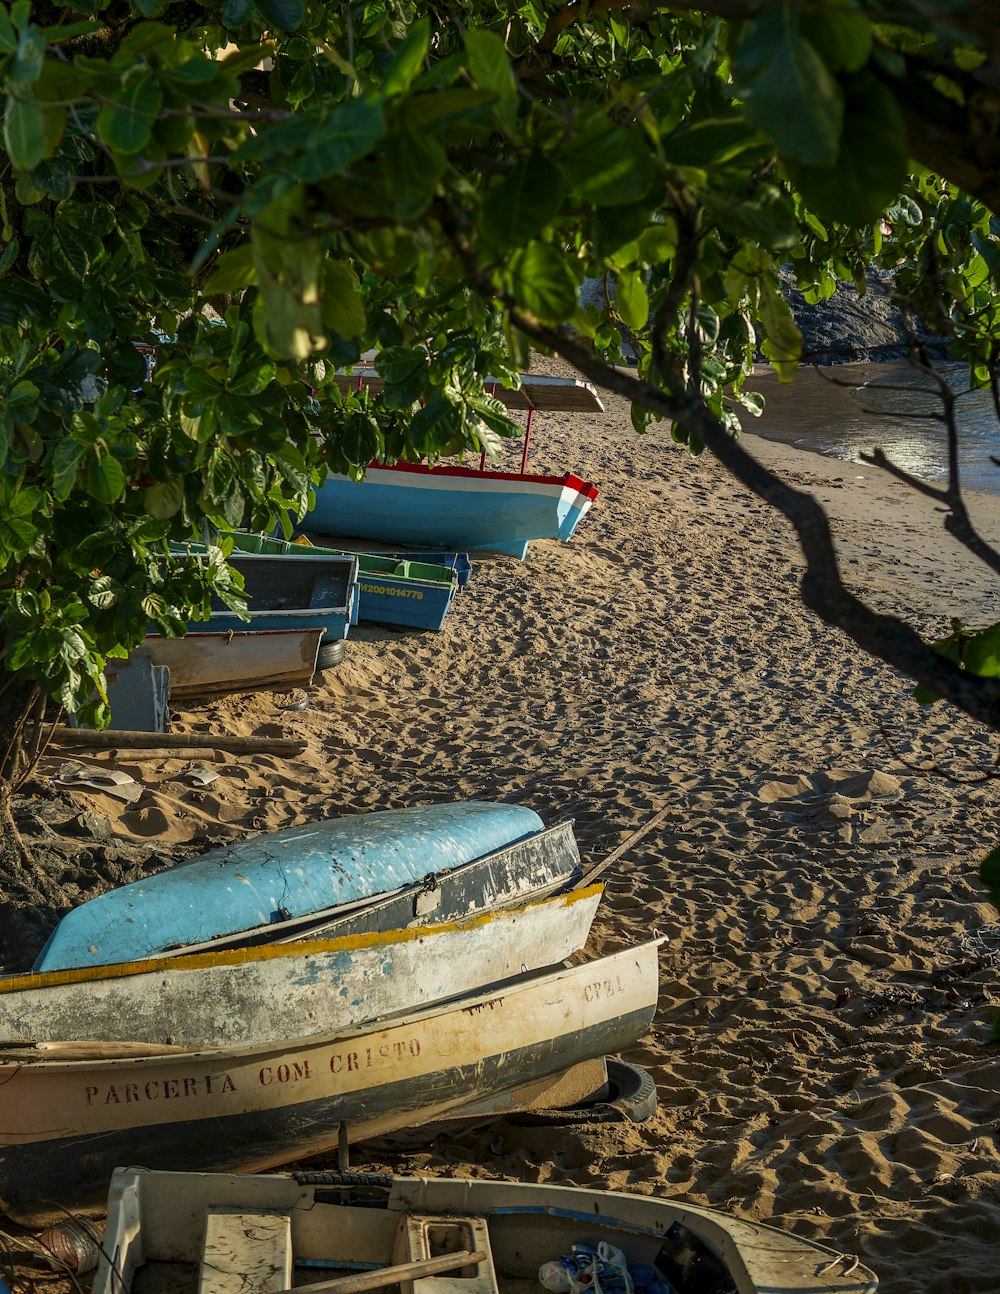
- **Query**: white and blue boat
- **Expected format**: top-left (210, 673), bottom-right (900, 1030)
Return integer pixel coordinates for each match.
top-left (317, 371), bottom-right (603, 559)
top-left (31, 801), bottom-right (548, 972)
top-left (88, 1162), bottom-right (878, 1294)
top-left (307, 462), bottom-right (599, 560)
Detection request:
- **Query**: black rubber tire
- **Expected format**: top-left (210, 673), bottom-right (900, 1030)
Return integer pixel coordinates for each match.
top-left (292, 1170), bottom-right (394, 1188)
top-left (505, 1059), bottom-right (657, 1127)
top-left (316, 640), bottom-right (347, 670)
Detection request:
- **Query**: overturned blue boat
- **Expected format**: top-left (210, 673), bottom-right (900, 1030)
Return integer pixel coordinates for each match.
top-left (32, 802), bottom-right (547, 972)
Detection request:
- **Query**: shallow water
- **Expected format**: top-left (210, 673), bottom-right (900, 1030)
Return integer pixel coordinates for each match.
top-left (747, 360), bottom-right (1000, 496)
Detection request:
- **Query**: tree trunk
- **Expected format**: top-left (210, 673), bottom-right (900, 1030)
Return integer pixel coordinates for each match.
top-left (0, 678), bottom-right (66, 970)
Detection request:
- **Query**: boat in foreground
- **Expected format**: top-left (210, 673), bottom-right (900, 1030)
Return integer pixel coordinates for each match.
top-left (32, 801), bottom-right (547, 971)
top-left (93, 1165), bottom-right (877, 1294)
top-left (0, 885), bottom-right (603, 1048)
top-left (307, 463), bottom-right (599, 560)
top-left (0, 939), bottom-right (661, 1220)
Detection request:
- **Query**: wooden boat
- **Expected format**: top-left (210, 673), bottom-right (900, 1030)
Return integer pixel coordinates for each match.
top-left (223, 533), bottom-right (461, 632)
top-left (139, 628), bottom-right (325, 699)
top-left (92, 1165), bottom-right (879, 1294)
top-left (173, 549), bottom-right (360, 640)
top-left (307, 464), bottom-right (599, 561)
top-left (31, 801), bottom-right (549, 972)
top-left (163, 817), bottom-right (584, 955)
top-left (0, 886), bottom-right (603, 1048)
top-left (0, 939), bottom-right (662, 1220)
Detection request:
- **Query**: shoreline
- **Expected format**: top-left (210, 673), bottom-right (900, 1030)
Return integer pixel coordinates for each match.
top-left (10, 357), bottom-right (1000, 1294)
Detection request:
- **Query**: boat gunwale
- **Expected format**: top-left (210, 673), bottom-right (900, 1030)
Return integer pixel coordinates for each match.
top-left (361, 461), bottom-right (599, 498)
top-left (0, 883), bottom-right (604, 994)
top-left (0, 935), bottom-right (664, 1069)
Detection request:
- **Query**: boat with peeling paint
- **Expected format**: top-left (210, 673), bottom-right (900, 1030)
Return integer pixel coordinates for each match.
top-left (0, 886), bottom-right (603, 1049)
top-left (0, 939), bottom-right (662, 1221)
top-left (308, 463), bottom-right (599, 561)
top-left (31, 801), bottom-right (548, 972)
top-left (166, 817), bottom-right (583, 956)
top-left (171, 548), bottom-right (360, 640)
top-left (91, 1164), bottom-right (878, 1294)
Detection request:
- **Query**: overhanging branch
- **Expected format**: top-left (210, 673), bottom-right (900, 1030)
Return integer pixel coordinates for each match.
top-left (504, 309), bottom-right (1000, 729)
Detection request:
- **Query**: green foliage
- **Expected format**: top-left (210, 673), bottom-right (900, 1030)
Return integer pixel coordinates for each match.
top-left (913, 621), bottom-right (1000, 706)
top-left (0, 0), bottom-right (996, 747)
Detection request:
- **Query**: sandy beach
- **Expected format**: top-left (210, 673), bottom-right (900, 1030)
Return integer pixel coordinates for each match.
top-left (17, 358), bottom-right (1000, 1294)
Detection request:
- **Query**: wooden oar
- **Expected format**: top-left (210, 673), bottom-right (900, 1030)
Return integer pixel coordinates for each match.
top-left (275, 1250), bottom-right (488, 1294)
top-left (578, 804), bottom-right (672, 887)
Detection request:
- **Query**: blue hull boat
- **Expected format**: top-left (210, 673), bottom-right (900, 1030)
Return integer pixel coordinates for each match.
top-left (174, 550), bottom-right (360, 641)
top-left (324, 544), bottom-right (474, 587)
top-left (307, 464), bottom-right (599, 560)
top-left (32, 802), bottom-right (545, 972)
top-left (226, 534), bottom-right (460, 632)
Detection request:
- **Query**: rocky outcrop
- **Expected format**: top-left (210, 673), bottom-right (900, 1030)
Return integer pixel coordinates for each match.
top-left (779, 268), bottom-right (950, 366)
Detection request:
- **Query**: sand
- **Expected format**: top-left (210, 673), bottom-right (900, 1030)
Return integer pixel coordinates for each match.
top-left (17, 358), bottom-right (1000, 1293)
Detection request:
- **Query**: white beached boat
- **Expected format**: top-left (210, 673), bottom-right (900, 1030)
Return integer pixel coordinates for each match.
top-left (0, 939), bottom-right (662, 1222)
top-left (92, 1165), bottom-right (878, 1294)
top-left (0, 886), bottom-right (603, 1048)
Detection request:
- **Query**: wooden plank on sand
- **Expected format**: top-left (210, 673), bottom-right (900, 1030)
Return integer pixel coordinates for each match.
top-left (50, 729), bottom-right (306, 756)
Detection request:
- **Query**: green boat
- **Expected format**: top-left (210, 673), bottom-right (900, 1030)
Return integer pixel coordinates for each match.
top-left (224, 533), bottom-right (461, 631)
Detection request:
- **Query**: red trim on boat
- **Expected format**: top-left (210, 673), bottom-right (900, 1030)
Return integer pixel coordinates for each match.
top-left (370, 461), bottom-right (599, 500)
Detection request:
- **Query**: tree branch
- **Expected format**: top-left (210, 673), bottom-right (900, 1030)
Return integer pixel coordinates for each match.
top-left (503, 309), bottom-right (1000, 728)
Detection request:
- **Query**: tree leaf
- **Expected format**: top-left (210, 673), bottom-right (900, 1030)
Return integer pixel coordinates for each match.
top-left (375, 346), bottom-right (426, 385)
top-left (144, 477), bottom-right (185, 518)
top-left (9, 25), bottom-right (44, 89)
top-left (785, 73), bottom-right (909, 226)
top-left (328, 411), bottom-right (382, 469)
top-left (382, 16), bottom-right (430, 97)
top-left (802, 1), bottom-right (872, 74)
top-left (222, 0), bottom-right (253, 25)
top-left (85, 449), bottom-right (126, 503)
top-left (50, 438), bottom-right (84, 500)
top-left (253, 0), bottom-right (305, 31)
top-left (321, 260), bottom-right (367, 338)
top-left (615, 269), bottom-right (649, 330)
top-left (557, 121), bottom-right (654, 207)
top-left (505, 241), bottom-right (579, 323)
top-left (229, 360), bottom-right (276, 396)
top-left (96, 73), bottom-right (163, 156)
top-left (4, 96), bottom-right (46, 170)
top-left (383, 127), bottom-right (446, 220)
top-left (204, 245), bottom-right (257, 293)
top-left (757, 276), bottom-right (802, 380)
top-left (717, 185), bottom-right (799, 251)
top-left (463, 29), bottom-right (518, 131)
top-left (291, 97), bottom-right (386, 181)
top-left (0, 6), bottom-right (15, 55)
top-left (409, 396), bottom-right (462, 454)
top-left (733, 10), bottom-right (843, 166)
top-left (481, 154), bottom-right (565, 250)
